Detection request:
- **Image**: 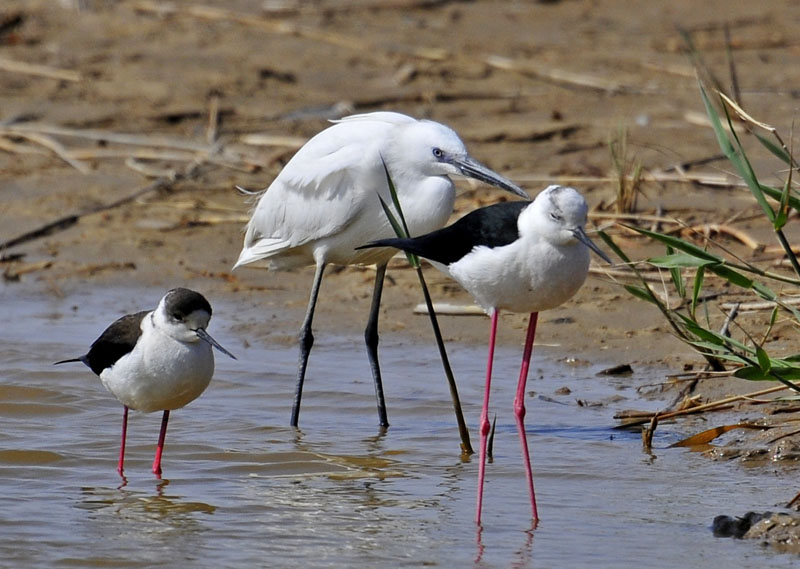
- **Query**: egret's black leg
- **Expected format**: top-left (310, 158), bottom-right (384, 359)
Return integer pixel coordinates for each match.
top-left (291, 262), bottom-right (327, 427)
top-left (365, 263), bottom-right (389, 428)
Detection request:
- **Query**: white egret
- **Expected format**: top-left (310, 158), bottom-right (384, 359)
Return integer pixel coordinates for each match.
top-left (233, 112), bottom-right (528, 428)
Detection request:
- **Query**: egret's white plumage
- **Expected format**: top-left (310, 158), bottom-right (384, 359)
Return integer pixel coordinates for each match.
top-left (55, 288), bottom-right (236, 476)
top-left (233, 111), bottom-right (528, 428)
top-left (235, 112), bottom-right (524, 270)
top-left (361, 185), bottom-right (611, 524)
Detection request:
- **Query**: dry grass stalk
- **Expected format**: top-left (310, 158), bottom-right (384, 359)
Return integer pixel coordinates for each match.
top-left (0, 122), bottom-right (209, 153)
top-left (514, 170), bottom-right (740, 190)
top-left (615, 381), bottom-right (800, 428)
top-left (206, 93), bottom-right (221, 145)
top-left (0, 136), bottom-right (48, 155)
top-left (124, 157), bottom-right (177, 178)
top-left (1, 160), bottom-right (204, 251)
top-left (412, 303), bottom-right (486, 316)
top-left (11, 131), bottom-right (91, 173)
top-left (3, 260), bottom-right (52, 280)
top-left (485, 55), bottom-right (626, 93)
top-left (590, 266), bottom-right (667, 284)
top-left (0, 123), bottom-right (268, 172)
top-left (133, 2), bottom-right (444, 60)
top-left (609, 126), bottom-right (643, 214)
top-left (720, 297), bottom-right (800, 311)
top-left (663, 222), bottom-right (762, 250)
top-left (239, 133), bottom-right (308, 148)
top-left (0, 56), bottom-right (81, 82)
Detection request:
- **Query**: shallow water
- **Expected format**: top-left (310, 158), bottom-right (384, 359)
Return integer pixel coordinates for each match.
top-left (1, 285), bottom-right (797, 568)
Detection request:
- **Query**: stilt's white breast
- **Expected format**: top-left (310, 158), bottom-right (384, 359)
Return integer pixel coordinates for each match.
top-left (448, 185), bottom-right (593, 314)
top-left (100, 313), bottom-right (215, 413)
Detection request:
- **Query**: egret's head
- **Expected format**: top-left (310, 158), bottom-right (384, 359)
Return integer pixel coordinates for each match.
top-left (387, 119), bottom-right (529, 199)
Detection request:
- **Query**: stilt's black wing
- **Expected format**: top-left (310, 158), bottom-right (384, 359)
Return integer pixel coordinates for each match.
top-left (55, 311), bottom-right (148, 376)
top-left (365, 201), bottom-right (529, 265)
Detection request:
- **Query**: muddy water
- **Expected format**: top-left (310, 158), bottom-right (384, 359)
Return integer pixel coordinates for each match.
top-left (1, 286), bottom-right (796, 568)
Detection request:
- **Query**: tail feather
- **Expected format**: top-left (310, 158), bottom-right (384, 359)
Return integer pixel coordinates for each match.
top-left (357, 237), bottom-right (435, 260)
top-left (53, 356), bottom-right (85, 366)
top-left (233, 238), bottom-right (292, 269)
top-left (356, 237), bottom-right (407, 250)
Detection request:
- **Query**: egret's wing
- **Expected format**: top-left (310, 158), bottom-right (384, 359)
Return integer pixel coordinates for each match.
top-left (235, 114), bottom-right (421, 268)
top-left (236, 143), bottom-right (374, 266)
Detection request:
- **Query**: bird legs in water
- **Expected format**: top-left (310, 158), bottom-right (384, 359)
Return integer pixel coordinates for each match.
top-left (291, 262), bottom-right (326, 427)
top-left (475, 310), bottom-right (499, 524)
top-left (364, 263), bottom-right (389, 428)
top-left (117, 405), bottom-right (129, 475)
top-left (291, 261), bottom-right (390, 429)
top-left (476, 310), bottom-right (539, 524)
top-left (152, 409), bottom-right (170, 476)
top-left (116, 406), bottom-right (171, 478)
top-left (514, 312), bottom-right (539, 522)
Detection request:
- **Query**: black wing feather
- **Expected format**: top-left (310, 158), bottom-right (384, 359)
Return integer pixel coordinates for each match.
top-left (55, 311), bottom-right (148, 376)
top-left (366, 201), bottom-right (528, 265)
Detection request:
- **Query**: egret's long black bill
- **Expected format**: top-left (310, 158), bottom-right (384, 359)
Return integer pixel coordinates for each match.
top-left (455, 156), bottom-right (529, 200)
top-left (573, 227), bottom-right (613, 264)
top-left (196, 328), bottom-right (237, 359)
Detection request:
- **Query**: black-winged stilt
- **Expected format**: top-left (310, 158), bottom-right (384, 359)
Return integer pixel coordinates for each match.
top-left (361, 184), bottom-right (611, 523)
top-left (55, 288), bottom-right (236, 476)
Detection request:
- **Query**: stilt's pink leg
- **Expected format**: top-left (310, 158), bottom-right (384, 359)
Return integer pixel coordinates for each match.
top-left (117, 405), bottom-right (129, 476)
top-left (476, 309), bottom-right (499, 524)
top-left (514, 312), bottom-right (539, 521)
top-left (152, 410), bottom-right (170, 476)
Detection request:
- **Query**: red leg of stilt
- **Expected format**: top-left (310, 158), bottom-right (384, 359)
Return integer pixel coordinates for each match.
top-left (476, 309), bottom-right (499, 525)
top-left (117, 406), bottom-right (128, 475)
top-left (152, 410), bottom-right (170, 476)
top-left (514, 312), bottom-right (539, 521)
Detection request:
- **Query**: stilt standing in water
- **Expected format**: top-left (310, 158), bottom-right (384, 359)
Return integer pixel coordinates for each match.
top-left (55, 288), bottom-right (236, 476)
top-left (361, 185), bottom-right (611, 523)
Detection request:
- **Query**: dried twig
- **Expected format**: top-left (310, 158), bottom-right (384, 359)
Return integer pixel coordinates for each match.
top-left (0, 122), bottom-right (209, 152)
top-left (412, 302), bottom-right (485, 316)
top-left (206, 92), bottom-right (221, 145)
top-left (615, 381), bottom-right (800, 428)
top-left (0, 56), bottom-right (81, 82)
top-left (239, 133), bottom-right (308, 148)
top-left (0, 122), bottom-right (266, 172)
top-left (485, 55), bottom-right (627, 94)
top-left (590, 266), bottom-right (667, 283)
top-left (666, 222), bottom-right (762, 250)
top-left (0, 136), bottom-right (48, 155)
top-left (134, 2), bottom-right (378, 55)
top-left (0, 161), bottom-right (204, 251)
top-left (3, 260), bottom-right (52, 280)
top-left (721, 297), bottom-right (800, 311)
top-left (11, 132), bottom-right (91, 173)
top-left (514, 170), bottom-right (743, 189)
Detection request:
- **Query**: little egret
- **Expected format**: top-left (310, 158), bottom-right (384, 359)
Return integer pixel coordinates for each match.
top-left (360, 185), bottom-right (611, 523)
top-left (233, 111), bottom-right (528, 428)
top-left (55, 288), bottom-right (236, 476)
